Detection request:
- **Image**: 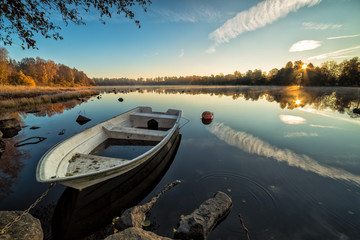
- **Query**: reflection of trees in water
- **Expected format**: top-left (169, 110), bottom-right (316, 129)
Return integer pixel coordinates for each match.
top-left (0, 100), bottom-right (83, 119)
top-left (0, 100), bottom-right (83, 203)
top-left (0, 135), bottom-right (30, 203)
top-left (125, 86), bottom-right (360, 118)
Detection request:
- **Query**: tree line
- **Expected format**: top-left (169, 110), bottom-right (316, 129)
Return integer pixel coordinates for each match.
top-left (0, 48), bottom-right (95, 86)
top-left (94, 57), bottom-right (360, 87)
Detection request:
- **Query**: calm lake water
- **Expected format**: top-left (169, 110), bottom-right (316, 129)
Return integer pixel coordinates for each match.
top-left (1, 86), bottom-right (360, 239)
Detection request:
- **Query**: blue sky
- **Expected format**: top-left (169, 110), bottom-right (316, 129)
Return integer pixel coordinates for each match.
top-left (5, 0), bottom-right (360, 78)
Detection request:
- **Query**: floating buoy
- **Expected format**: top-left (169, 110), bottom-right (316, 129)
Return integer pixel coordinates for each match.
top-left (202, 111), bottom-right (213, 120)
top-left (118, 97), bottom-right (124, 102)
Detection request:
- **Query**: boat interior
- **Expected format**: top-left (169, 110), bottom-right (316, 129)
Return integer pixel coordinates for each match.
top-left (63, 107), bottom-right (180, 178)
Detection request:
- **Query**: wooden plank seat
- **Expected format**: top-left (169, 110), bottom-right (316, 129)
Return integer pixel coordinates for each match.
top-left (66, 153), bottom-right (130, 176)
top-left (103, 126), bottom-right (168, 141)
top-left (130, 112), bottom-right (178, 120)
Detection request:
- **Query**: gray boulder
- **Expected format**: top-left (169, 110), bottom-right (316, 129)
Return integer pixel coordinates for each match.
top-left (0, 211), bottom-right (43, 240)
top-left (174, 191), bottom-right (232, 240)
top-left (105, 227), bottom-right (172, 240)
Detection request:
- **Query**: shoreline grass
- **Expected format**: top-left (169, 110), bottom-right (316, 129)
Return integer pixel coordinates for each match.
top-left (0, 85), bottom-right (99, 111)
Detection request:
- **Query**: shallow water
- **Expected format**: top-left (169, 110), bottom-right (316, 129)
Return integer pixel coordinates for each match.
top-left (1, 86), bottom-right (360, 239)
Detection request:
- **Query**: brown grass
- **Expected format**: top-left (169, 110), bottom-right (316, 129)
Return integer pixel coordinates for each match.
top-left (0, 85), bottom-right (99, 110)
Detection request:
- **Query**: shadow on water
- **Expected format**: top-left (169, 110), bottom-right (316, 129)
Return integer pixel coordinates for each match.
top-left (51, 133), bottom-right (182, 240)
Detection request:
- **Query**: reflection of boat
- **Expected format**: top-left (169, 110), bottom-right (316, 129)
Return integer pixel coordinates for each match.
top-left (36, 107), bottom-right (182, 190)
top-left (52, 133), bottom-right (182, 240)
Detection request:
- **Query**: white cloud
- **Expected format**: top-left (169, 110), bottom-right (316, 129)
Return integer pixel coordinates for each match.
top-left (289, 40), bottom-right (322, 52)
top-left (152, 7), bottom-right (225, 23)
top-left (328, 34), bottom-right (360, 40)
top-left (208, 122), bottom-right (360, 185)
top-left (284, 132), bottom-right (318, 138)
top-left (207, 0), bottom-right (322, 53)
top-left (279, 115), bottom-right (306, 125)
top-left (307, 46), bottom-right (360, 60)
top-left (302, 22), bottom-right (342, 30)
top-left (178, 49), bottom-right (184, 58)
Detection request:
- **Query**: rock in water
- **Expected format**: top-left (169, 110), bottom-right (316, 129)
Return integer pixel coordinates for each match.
top-left (76, 115), bottom-right (91, 125)
top-left (105, 227), bottom-right (172, 240)
top-left (0, 211), bottom-right (43, 240)
top-left (174, 191), bottom-right (232, 240)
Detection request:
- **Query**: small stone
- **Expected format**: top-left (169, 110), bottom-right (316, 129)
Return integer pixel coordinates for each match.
top-left (104, 227), bottom-right (172, 240)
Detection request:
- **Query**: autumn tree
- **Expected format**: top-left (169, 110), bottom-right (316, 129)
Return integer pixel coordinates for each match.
top-left (0, 0), bottom-right (152, 49)
top-left (0, 48), bottom-right (8, 84)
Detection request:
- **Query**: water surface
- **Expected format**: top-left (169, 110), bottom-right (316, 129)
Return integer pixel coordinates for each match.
top-left (0, 86), bottom-right (359, 239)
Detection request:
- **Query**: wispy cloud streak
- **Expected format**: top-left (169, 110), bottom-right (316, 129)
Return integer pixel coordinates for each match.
top-left (208, 122), bottom-right (360, 185)
top-left (328, 34), bottom-right (360, 40)
top-left (207, 0), bottom-right (322, 53)
top-left (307, 46), bottom-right (360, 60)
top-left (302, 22), bottom-right (342, 30)
top-left (289, 40), bottom-right (322, 52)
top-left (151, 7), bottom-right (225, 23)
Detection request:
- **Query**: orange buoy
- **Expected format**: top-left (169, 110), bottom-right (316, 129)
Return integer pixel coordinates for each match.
top-left (202, 111), bottom-right (213, 120)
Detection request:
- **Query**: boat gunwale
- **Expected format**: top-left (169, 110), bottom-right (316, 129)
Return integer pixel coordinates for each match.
top-left (36, 107), bottom-right (181, 184)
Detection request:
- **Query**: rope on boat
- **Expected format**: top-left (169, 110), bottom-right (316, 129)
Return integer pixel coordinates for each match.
top-left (0, 183), bottom-right (56, 235)
top-left (239, 213), bottom-right (251, 240)
top-left (14, 137), bottom-right (47, 147)
top-left (179, 117), bottom-right (190, 129)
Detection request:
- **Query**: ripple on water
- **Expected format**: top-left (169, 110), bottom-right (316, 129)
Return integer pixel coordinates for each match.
top-left (190, 171), bottom-right (279, 236)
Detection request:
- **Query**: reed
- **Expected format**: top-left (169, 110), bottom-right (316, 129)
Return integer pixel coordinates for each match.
top-left (0, 85), bottom-right (99, 110)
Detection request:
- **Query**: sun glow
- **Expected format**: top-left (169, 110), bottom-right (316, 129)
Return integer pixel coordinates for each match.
top-left (302, 64), bottom-right (307, 70)
top-left (296, 99), bottom-right (301, 105)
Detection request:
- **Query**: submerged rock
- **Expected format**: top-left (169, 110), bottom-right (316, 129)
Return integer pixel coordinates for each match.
top-left (0, 211), bottom-right (43, 240)
top-left (174, 191), bottom-right (232, 240)
top-left (105, 227), bottom-right (172, 240)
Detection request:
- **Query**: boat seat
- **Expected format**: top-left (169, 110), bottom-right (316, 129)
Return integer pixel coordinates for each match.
top-left (130, 112), bottom-right (178, 120)
top-left (66, 153), bottom-right (130, 176)
top-left (103, 126), bottom-right (168, 141)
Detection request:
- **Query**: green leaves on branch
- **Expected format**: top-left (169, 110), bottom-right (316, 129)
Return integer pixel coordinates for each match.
top-left (0, 0), bottom-right (152, 49)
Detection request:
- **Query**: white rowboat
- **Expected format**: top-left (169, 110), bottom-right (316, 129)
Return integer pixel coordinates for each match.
top-left (36, 107), bottom-right (182, 190)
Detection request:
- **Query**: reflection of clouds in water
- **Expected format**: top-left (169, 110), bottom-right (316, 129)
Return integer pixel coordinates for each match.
top-left (284, 132), bottom-right (318, 138)
top-left (299, 108), bottom-right (360, 126)
top-left (207, 122), bottom-right (360, 186)
top-left (309, 124), bottom-right (339, 129)
top-left (279, 115), bottom-right (306, 124)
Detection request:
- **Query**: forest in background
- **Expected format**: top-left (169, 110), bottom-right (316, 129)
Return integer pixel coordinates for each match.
top-left (1, 47), bottom-right (359, 87)
top-left (0, 48), bottom-right (95, 86)
top-left (95, 57), bottom-right (360, 87)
